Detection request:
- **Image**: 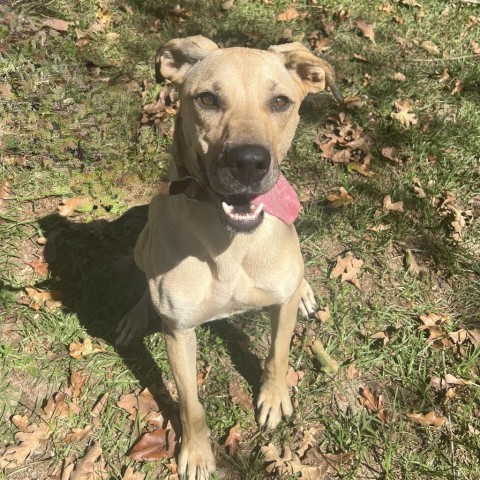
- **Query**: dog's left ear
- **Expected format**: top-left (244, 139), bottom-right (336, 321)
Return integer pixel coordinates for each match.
top-left (155, 35), bottom-right (218, 85)
top-left (269, 43), bottom-right (343, 104)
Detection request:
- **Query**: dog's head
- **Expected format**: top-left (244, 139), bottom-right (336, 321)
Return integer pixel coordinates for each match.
top-left (157, 36), bottom-right (341, 232)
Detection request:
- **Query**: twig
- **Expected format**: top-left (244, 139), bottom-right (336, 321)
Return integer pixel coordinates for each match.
top-left (457, 0), bottom-right (480, 4)
top-left (406, 55), bottom-right (478, 63)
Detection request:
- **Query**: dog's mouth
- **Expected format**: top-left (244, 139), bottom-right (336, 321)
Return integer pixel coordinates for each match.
top-left (219, 195), bottom-right (264, 232)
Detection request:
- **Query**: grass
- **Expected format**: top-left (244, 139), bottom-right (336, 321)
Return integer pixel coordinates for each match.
top-left (1, 0), bottom-right (479, 478)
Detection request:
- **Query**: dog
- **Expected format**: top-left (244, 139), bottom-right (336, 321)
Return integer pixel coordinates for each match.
top-left (116, 36), bottom-right (342, 479)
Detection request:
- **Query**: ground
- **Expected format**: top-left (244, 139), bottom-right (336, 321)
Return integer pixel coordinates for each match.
top-left (0, 1), bottom-right (479, 479)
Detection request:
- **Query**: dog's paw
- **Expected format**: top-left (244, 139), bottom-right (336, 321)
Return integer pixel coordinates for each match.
top-left (178, 437), bottom-right (216, 480)
top-left (257, 381), bottom-right (293, 430)
top-left (298, 279), bottom-right (317, 317)
top-left (115, 307), bottom-right (151, 346)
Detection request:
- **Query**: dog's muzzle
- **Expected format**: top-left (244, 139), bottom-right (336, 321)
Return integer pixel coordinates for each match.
top-left (217, 145), bottom-right (273, 232)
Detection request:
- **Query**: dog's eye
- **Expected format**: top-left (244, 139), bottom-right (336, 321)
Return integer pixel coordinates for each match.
top-left (196, 92), bottom-right (218, 108)
top-left (271, 95), bottom-right (291, 111)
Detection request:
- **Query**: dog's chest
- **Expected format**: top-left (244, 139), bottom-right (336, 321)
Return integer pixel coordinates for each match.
top-left (149, 252), bottom-right (294, 328)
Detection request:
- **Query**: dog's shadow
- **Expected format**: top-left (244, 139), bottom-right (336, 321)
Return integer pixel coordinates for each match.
top-left (38, 206), bottom-right (263, 412)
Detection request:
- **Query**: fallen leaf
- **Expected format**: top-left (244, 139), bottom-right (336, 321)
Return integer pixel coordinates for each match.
top-left (43, 392), bottom-right (73, 419)
top-left (91, 393), bottom-right (109, 419)
top-left (356, 20), bottom-right (375, 42)
top-left (129, 427), bottom-right (176, 461)
top-left (331, 252), bottom-right (363, 289)
top-left (405, 249), bottom-right (424, 277)
top-left (420, 40), bottom-right (440, 55)
top-left (303, 449), bottom-right (355, 476)
top-left (223, 424), bottom-right (242, 456)
top-left (413, 178), bottom-right (426, 198)
top-left (296, 427), bottom-right (317, 457)
top-left (64, 425), bottom-right (93, 443)
top-left (370, 330), bottom-right (391, 346)
top-left (369, 223), bottom-right (390, 232)
top-left (11, 415), bottom-right (29, 432)
top-left (229, 381), bottom-right (254, 410)
top-left (343, 96), bottom-right (363, 109)
top-left (383, 195), bottom-right (404, 212)
top-left (391, 100), bottom-right (417, 128)
top-left (472, 41), bottom-right (480, 56)
top-left (222, 0), bottom-right (234, 9)
top-left (357, 387), bottom-right (389, 422)
top-left (468, 424), bottom-right (480, 436)
top-left (347, 364), bottom-right (362, 380)
top-left (69, 442), bottom-right (107, 479)
top-left (143, 411), bottom-right (166, 428)
top-left (326, 187), bottom-right (354, 208)
top-left (347, 161), bottom-right (375, 177)
top-left (314, 305), bottom-right (330, 322)
top-left (71, 370), bottom-right (89, 398)
top-left (277, 6), bottom-right (300, 22)
top-left (286, 367), bottom-right (305, 387)
top-left (392, 72), bottom-right (406, 82)
top-left (25, 287), bottom-right (63, 311)
top-left (43, 18), bottom-right (71, 32)
top-left (430, 374), bottom-right (473, 391)
top-left (331, 149), bottom-right (351, 164)
top-left (58, 197), bottom-right (93, 217)
top-left (381, 146), bottom-right (399, 163)
top-left (117, 388), bottom-right (160, 421)
top-left (0, 420), bottom-right (51, 468)
top-left (407, 411), bottom-right (447, 427)
top-left (69, 338), bottom-right (106, 359)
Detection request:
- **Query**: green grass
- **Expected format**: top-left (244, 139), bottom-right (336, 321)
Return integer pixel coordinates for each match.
top-left (1, 0), bottom-right (479, 478)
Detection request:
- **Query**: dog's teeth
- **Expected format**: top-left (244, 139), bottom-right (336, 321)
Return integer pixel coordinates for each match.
top-left (222, 202), bottom-right (234, 215)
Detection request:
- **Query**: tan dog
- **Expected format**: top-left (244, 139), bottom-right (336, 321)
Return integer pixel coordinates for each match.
top-left (116, 36), bottom-right (342, 480)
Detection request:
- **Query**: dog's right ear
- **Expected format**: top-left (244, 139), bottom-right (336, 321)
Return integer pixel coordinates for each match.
top-left (155, 36), bottom-right (218, 84)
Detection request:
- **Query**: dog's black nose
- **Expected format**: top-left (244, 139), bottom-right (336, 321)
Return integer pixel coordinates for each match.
top-left (225, 145), bottom-right (271, 185)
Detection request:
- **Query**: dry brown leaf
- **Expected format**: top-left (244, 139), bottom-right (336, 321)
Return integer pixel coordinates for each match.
top-left (11, 415), bottom-right (29, 432)
top-left (343, 96), bottom-right (363, 109)
top-left (331, 149), bottom-right (351, 164)
top-left (91, 393), bottom-right (109, 419)
top-left (391, 100), bottom-right (417, 128)
top-left (286, 367), bottom-right (305, 387)
top-left (117, 388), bottom-right (160, 421)
top-left (143, 411), bottom-right (166, 429)
top-left (430, 374), bottom-right (473, 391)
top-left (71, 370), bottom-right (89, 398)
top-left (129, 427), bottom-right (176, 461)
top-left (69, 338), bottom-right (106, 359)
top-left (356, 20), bottom-right (375, 42)
top-left (347, 364), bottom-right (362, 379)
top-left (222, 0), bottom-right (234, 9)
top-left (314, 305), bottom-right (330, 322)
top-left (357, 387), bottom-right (389, 422)
top-left (0, 420), bottom-right (51, 468)
top-left (331, 252), bottom-right (363, 289)
top-left (472, 41), bottom-right (480, 56)
top-left (229, 381), bottom-right (254, 410)
top-left (43, 392), bottom-right (77, 419)
top-left (413, 178), bottom-right (426, 198)
top-left (449, 328), bottom-right (480, 348)
top-left (303, 449), bottom-right (354, 477)
top-left (58, 198), bottom-right (92, 217)
top-left (468, 424), bottom-right (480, 436)
top-left (326, 187), bottom-right (354, 208)
top-left (64, 425), bottom-right (93, 443)
top-left (405, 249), bottom-right (425, 277)
top-left (383, 195), bottom-right (404, 212)
top-left (223, 424), bottom-right (243, 457)
top-left (29, 257), bottom-right (49, 276)
top-left (43, 18), bottom-right (71, 32)
top-left (407, 411), bottom-right (447, 427)
top-left (25, 286), bottom-right (63, 311)
top-left (420, 40), bottom-right (440, 55)
top-left (392, 72), bottom-right (406, 82)
top-left (69, 442), bottom-right (107, 480)
top-left (370, 330), bottom-right (391, 346)
top-left (381, 146), bottom-right (399, 163)
top-left (277, 6), bottom-right (300, 22)
top-left (296, 427), bottom-right (317, 457)
top-left (347, 161), bottom-right (375, 177)
top-left (369, 223), bottom-right (390, 232)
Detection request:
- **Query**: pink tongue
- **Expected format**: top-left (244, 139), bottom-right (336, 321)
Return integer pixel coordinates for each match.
top-left (252, 174), bottom-right (301, 225)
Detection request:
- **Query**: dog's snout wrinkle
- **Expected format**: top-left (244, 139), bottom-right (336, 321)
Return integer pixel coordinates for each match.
top-left (225, 145), bottom-right (271, 185)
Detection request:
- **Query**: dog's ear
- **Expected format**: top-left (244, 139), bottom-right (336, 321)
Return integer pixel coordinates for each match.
top-left (269, 43), bottom-right (343, 104)
top-left (155, 36), bottom-right (218, 84)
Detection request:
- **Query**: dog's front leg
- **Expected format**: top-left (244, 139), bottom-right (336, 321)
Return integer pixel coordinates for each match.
top-left (257, 287), bottom-right (301, 430)
top-left (162, 322), bottom-right (215, 480)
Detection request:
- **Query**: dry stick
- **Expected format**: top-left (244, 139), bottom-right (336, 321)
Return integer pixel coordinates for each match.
top-left (442, 350), bottom-right (457, 480)
top-left (406, 55), bottom-right (478, 63)
top-left (308, 339), bottom-right (339, 374)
